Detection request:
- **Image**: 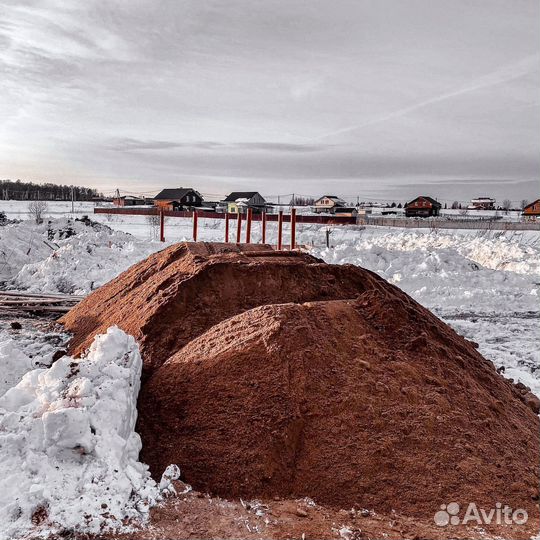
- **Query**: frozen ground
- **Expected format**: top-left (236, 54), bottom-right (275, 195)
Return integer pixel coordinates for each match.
top-left (0, 202), bottom-right (538, 537)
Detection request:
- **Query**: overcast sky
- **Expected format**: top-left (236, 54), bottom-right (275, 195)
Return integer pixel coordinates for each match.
top-left (0, 0), bottom-right (538, 202)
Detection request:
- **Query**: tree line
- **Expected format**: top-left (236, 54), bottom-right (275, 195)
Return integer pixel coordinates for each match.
top-left (0, 179), bottom-right (102, 201)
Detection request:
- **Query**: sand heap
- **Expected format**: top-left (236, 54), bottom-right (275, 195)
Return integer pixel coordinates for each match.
top-left (61, 243), bottom-right (384, 377)
top-left (61, 242), bottom-right (539, 520)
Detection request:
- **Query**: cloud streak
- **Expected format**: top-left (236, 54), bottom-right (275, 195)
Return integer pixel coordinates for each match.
top-left (313, 53), bottom-right (540, 140)
top-left (110, 138), bottom-right (328, 153)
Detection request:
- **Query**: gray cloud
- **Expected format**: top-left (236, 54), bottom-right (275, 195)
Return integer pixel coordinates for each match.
top-left (109, 138), bottom-right (328, 153)
top-left (0, 0), bottom-right (538, 199)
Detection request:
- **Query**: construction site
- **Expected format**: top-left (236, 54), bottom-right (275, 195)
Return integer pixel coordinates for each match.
top-left (53, 240), bottom-right (538, 539)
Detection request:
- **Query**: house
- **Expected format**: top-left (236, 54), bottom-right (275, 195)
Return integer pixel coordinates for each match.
top-left (522, 199), bottom-right (540, 221)
top-left (405, 196), bottom-right (442, 218)
top-left (468, 197), bottom-right (495, 210)
top-left (333, 207), bottom-right (358, 217)
top-left (222, 192), bottom-right (267, 214)
top-left (312, 195), bottom-right (347, 214)
top-left (113, 195), bottom-right (147, 207)
top-left (153, 188), bottom-right (203, 210)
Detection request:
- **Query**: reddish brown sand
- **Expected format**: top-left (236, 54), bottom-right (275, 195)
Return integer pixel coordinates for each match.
top-left (61, 242), bottom-right (383, 378)
top-left (139, 297), bottom-right (539, 520)
top-left (60, 242), bottom-right (539, 536)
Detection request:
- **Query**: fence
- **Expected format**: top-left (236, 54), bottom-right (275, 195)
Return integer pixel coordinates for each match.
top-left (93, 207), bottom-right (540, 232)
top-left (362, 216), bottom-right (540, 231)
top-left (93, 207), bottom-right (356, 225)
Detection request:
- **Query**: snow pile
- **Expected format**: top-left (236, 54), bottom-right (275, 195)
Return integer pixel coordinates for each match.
top-left (1, 219), bottom-right (165, 294)
top-left (0, 334), bottom-right (36, 395)
top-left (315, 240), bottom-right (538, 313)
top-left (0, 327), bottom-right (160, 539)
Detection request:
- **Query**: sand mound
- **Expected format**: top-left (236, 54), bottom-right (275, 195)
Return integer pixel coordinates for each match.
top-left (61, 242), bottom-right (383, 377)
top-left (60, 242), bottom-right (539, 520)
top-left (137, 297), bottom-right (539, 518)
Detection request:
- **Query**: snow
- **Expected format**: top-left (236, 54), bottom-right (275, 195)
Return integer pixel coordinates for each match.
top-left (0, 218), bottom-right (168, 294)
top-left (0, 327), bottom-right (160, 539)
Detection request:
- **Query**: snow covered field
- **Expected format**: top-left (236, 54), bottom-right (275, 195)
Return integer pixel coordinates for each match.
top-left (0, 201), bottom-right (538, 537)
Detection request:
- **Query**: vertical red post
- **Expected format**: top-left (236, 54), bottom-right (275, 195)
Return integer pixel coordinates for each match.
top-left (261, 211), bottom-right (267, 244)
top-left (192, 210), bottom-right (198, 242)
top-left (290, 208), bottom-right (296, 250)
top-left (277, 210), bottom-right (283, 250)
top-left (159, 209), bottom-right (165, 242)
top-left (236, 212), bottom-right (242, 243)
top-left (245, 208), bottom-right (252, 244)
top-left (225, 213), bottom-right (230, 243)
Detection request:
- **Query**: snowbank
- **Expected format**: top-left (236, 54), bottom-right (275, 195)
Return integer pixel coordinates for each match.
top-left (0, 218), bottom-right (166, 294)
top-left (0, 327), bottom-right (160, 539)
top-left (0, 335), bottom-right (36, 395)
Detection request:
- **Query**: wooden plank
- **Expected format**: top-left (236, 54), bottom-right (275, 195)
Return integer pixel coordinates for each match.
top-left (0, 291), bottom-right (84, 300)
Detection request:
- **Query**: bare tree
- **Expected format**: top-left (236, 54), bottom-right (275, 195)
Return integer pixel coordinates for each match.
top-left (520, 199), bottom-right (530, 211)
top-left (28, 200), bottom-right (48, 224)
top-left (502, 199), bottom-right (512, 214)
top-left (451, 201), bottom-right (460, 209)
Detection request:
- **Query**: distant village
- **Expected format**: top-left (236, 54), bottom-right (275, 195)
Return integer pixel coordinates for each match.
top-left (112, 188), bottom-right (540, 221)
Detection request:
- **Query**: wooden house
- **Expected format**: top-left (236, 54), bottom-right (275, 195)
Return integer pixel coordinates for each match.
top-left (522, 199), bottom-right (540, 221)
top-left (153, 188), bottom-right (203, 211)
top-left (222, 192), bottom-right (267, 214)
top-left (468, 197), bottom-right (496, 210)
top-left (405, 196), bottom-right (442, 218)
top-left (312, 195), bottom-right (347, 214)
top-left (113, 195), bottom-right (147, 207)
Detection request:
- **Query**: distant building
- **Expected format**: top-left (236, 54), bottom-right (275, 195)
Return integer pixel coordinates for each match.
top-left (405, 196), bottom-right (442, 218)
top-left (222, 192), bottom-right (267, 213)
top-left (312, 195), bottom-right (347, 214)
top-left (153, 188), bottom-right (203, 210)
top-left (333, 207), bottom-right (358, 217)
top-left (113, 195), bottom-right (147, 207)
top-left (522, 199), bottom-right (540, 221)
top-left (468, 197), bottom-right (495, 210)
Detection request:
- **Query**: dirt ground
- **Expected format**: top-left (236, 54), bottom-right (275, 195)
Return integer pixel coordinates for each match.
top-left (112, 482), bottom-right (540, 540)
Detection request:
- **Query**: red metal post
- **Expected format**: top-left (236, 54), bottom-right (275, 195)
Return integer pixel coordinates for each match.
top-left (277, 210), bottom-right (283, 250)
top-left (261, 211), bottom-right (267, 244)
top-left (290, 208), bottom-right (296, 250)
top-left (159, 209), bottom-right (165, 242)
top-left (245, 208), bottom-right (252, 244)
top-left (192, 210), bottom-right (198, 242)
top-left (225, 213), bottom-right (230, 243)
top-left (236, 212), bottom-right (242, 243)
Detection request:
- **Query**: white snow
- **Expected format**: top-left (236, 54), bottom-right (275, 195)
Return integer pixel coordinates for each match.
top-left (0, 218), bottom-right (168, 294)
top-left (0, 327), bottom-right (159, 539)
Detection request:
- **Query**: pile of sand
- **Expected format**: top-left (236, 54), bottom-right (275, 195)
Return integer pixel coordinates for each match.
top-left (61, 243), bottom-right (384, 377)
top-left (61, 242), bottom-right (539, 520)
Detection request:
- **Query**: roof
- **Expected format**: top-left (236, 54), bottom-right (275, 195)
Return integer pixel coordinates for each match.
top-left (223, 191), bottom-right (261, 202)
top-left (154, 188), bottom-right (199, 200)
top-left (315, 195), bottom-right (346, 204)
top-left (523, 199), bottom-right (540, 211)
top-left (406, 196), bottom-right (442, 207)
